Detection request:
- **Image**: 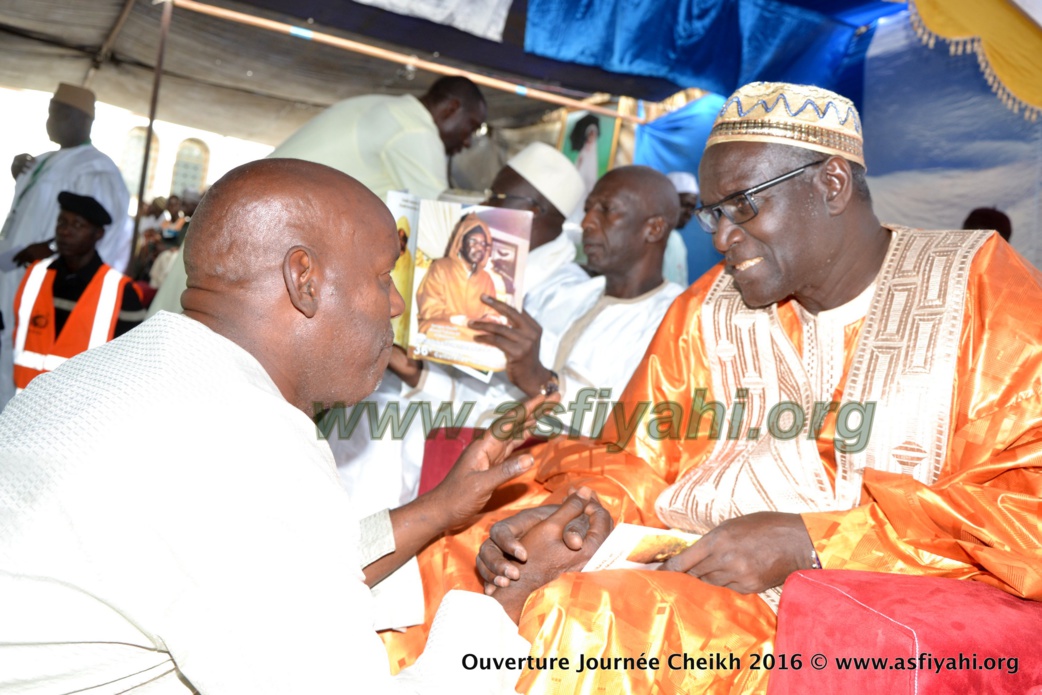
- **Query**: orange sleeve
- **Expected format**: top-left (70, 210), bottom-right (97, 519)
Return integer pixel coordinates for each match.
top-left (415, 260), bottom-right (456, 331)
top-left (531, 266), bottom-right (728, 524)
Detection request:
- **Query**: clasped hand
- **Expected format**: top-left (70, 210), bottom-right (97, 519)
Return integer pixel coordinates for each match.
top-left (13, 241), bottom-right (55, 267)
top-left (659, 512), bottom-right (817, 594)
top-left (386, 345), bottom-right (421, 388)
top-left (477, 489), bottom-right (612, 595)
top-left (481, 489), bottom-right (613, 623)
top-left (479, 508), bottom-right (815, 596)
top-left (11, 153), bottom-right (33, 179)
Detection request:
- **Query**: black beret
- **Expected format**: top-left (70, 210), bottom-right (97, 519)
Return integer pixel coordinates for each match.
top-left (57, 191), bottom-right (112, 228)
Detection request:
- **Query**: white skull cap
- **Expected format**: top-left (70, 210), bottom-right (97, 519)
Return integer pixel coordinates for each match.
top-left (667, 171), bottom-right (699, 195)
top-left (506, 142), bottom-right (586, 217)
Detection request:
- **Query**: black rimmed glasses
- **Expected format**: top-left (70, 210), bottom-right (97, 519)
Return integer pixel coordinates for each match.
top-left (464, 236), bottom-right (490, 250)
top-left (483, 189), bottom-right (545, 214)
top-left (695, 159), bottom-right (827, 234)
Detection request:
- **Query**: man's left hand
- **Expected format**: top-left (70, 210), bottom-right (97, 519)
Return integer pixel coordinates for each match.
top-left (13, 241), bottom-right (55, 267)
top-left (424, 391), bottom-right (559, 531)
top-left (659, 512), bottom-right (816, 594)
top-left (365, 391), bottom-right (560, 588)
top-left (470, 295), bottom-right (552, 397)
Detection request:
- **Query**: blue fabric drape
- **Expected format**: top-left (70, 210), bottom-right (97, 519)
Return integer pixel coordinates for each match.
top-left (525, 0), bottom-right (902, 104)
top-left (862, 12), bottom-right (1041, 266)
top-left (634, 95), bottom-right (727, 282)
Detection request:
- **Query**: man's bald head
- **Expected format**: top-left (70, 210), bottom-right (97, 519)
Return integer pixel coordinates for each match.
top-left (185, 162), bottom-right (285, 287)
top-left (580, 165), bottom-right (679, 294)
top-left (182, 158), bottom-right (404, 411)
top-left (600, 166), bottom-right (681, 231)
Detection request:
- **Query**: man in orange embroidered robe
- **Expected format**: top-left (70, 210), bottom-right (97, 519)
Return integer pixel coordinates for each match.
top-left (414, 213), bottom-right (497, 338)
top-left (382, 82), bottom-right (1042, 693)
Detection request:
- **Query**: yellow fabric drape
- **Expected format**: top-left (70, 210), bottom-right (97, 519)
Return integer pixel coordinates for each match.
top-left (911, 0), bottom-right (1042, 119)
top-left (517, 571), bottom-right (776, 694)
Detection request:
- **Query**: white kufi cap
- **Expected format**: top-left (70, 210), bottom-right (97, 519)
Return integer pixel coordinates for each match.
top-left (506, 142), bottom-right (585, 218)
top-left (667, 171), bottom-right (699, 195)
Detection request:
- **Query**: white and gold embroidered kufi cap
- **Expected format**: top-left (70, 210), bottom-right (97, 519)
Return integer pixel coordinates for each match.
top-left (707, 82), bottom-right (865, 169)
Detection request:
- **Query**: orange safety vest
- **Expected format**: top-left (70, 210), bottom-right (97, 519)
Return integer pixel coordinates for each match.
top-left (12, 257), bottom-right (130, 392)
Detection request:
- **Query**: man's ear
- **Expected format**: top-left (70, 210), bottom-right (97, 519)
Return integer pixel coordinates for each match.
top-left (284, 245), bottom-right (319, 318)
top-left (643, 215), bottom-right (669, 244)
top-left (821, 156), bottom-right (853, 215)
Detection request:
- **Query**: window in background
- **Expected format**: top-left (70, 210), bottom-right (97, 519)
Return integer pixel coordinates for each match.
top-left (170, 138), bottom-right (209, 198)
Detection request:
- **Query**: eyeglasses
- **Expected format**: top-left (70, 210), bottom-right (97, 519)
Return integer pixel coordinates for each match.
top-left (695, 160), bottom-right (827, 234)
top-left (483, 189), bottom-right (545, 214)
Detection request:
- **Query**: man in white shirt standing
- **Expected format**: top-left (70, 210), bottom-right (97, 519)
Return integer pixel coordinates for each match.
top-left (269, 75), bottom-right (487, 202)
top-left (0, 83), bottom-right (130, 411)
top-left (0, 159), bottom-right (610, 693)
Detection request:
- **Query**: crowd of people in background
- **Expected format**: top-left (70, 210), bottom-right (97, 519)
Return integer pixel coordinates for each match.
top-left (128, 191), bottom-right (202, 299)
top-left (0, 76), bottom-right (1037, 695)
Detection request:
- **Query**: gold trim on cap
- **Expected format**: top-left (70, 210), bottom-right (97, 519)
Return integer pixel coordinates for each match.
top-left (707, 82), bottom-right (866, 169)
top-left (709, 119), bottom-right (864, 166)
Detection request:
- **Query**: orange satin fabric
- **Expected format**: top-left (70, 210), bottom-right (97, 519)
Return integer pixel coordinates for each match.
top-left (517, 571), bottom-right (775, 694)
top-left (384, 233), bottom-right (1042, 689)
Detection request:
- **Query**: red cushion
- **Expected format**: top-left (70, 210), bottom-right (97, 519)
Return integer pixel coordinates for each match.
top-left (768, 570), bottom-right (1042, 694)
top-left (418, 427), bottom-right (482, 496)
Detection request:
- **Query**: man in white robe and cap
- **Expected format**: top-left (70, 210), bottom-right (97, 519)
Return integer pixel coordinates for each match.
top-left (469, 165), bottom-right (685, 438)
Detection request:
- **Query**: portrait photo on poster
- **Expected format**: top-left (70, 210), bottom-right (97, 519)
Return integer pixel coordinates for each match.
top-left (408, 201), bottom-right (532, 372)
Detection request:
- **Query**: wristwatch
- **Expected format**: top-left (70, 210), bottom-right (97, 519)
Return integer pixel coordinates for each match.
top-left (47, 239), bottom-right (58, 253)
top-left (539, 370), bottom-right (560, 396)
